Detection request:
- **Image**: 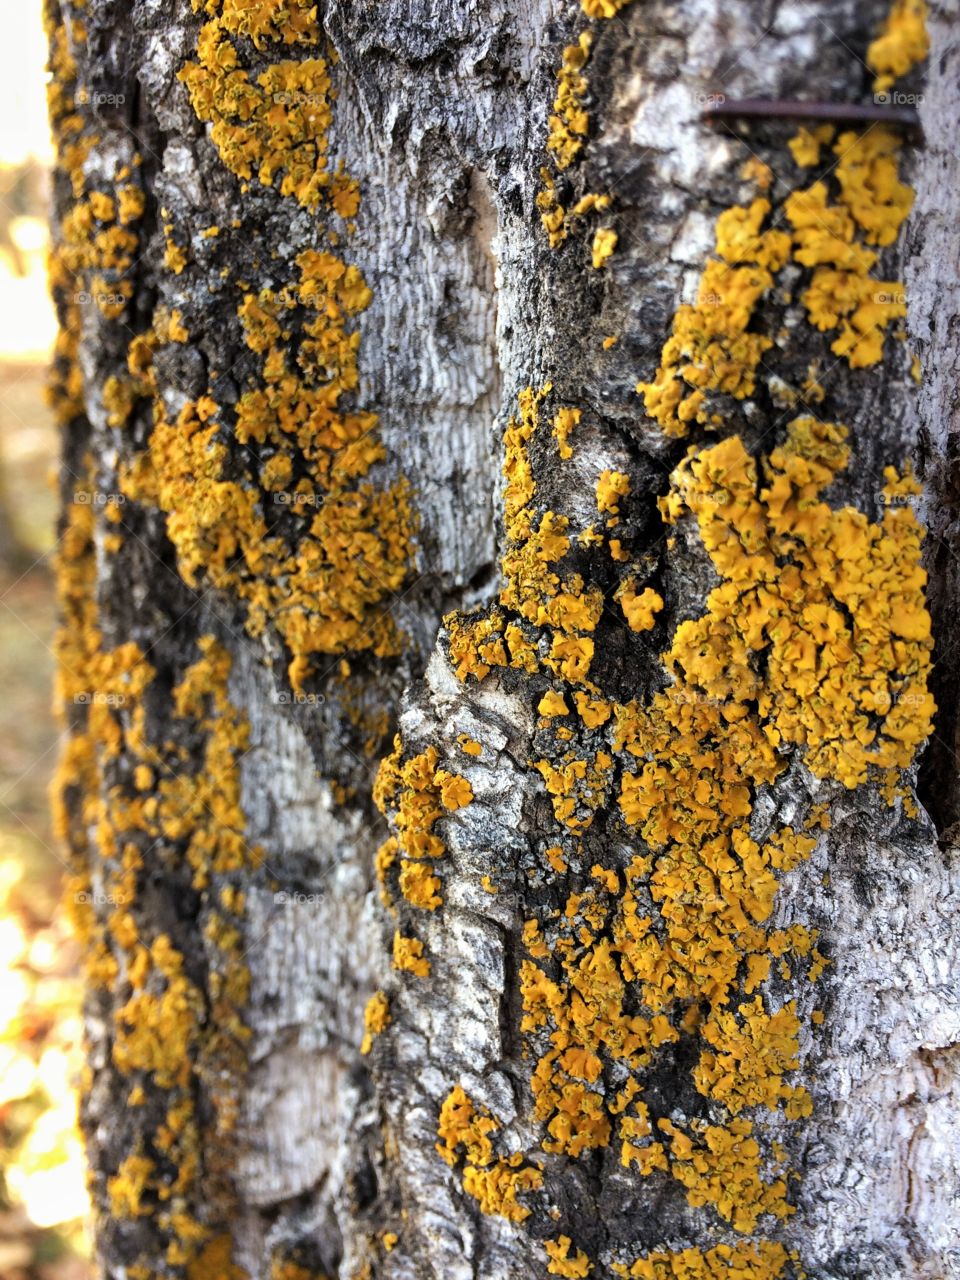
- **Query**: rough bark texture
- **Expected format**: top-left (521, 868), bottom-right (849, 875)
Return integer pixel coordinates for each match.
top-left (45, 1), bottom-right (959, 1278)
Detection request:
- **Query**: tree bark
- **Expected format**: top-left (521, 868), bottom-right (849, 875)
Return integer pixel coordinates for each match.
top-left (46, 1), bottom-right (959, 1278)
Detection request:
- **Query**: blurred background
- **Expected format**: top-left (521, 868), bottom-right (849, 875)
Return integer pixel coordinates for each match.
top-left (0, 5), bottom-right (91, 1276)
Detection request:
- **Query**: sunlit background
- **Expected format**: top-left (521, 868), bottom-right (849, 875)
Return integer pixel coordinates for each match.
top-left (0, 4), bottom-right (92, 1276)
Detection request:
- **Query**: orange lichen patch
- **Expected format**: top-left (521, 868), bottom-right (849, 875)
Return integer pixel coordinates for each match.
top-left (544, 845), bottom-right (569, 874)
top-left (108, 1152), bottom-right (155, 1218)
top-left (641, 111), bottom-right (918, 425)
top-left (538, 4), bottom-right (624, 250)
top-left (157, 636), bottom-right (262, 889)
top-left (118, 184), bottom-right (146, 224)
top-left (215, 0), bottom-right (320, 47)
top-left (573, 691), bottom-right (611, 728)
top-left (392, 932), bottom-right (430, 977)
top-left (539, 190), bottom-right (612, 251)
top-left (617, 584), bottom-right (663, 633)
top-left (539, 690), bottom-right (571, 718)
top-left (693, 998), bottom-right (811, 1117)
top-left (785, 126), bottom-right (912, 366)
top-left (398, 861), bottom-right (442, 910)
top-left (521, 930), bottom-right (634, 1157)
top-left (867, 0), bottom-right (929, 92)
top-left (659, 421), bottom-right (933, 787)
top-left (457, 734), bottom-right (483, 756)
top-left (53, 172), bottom-right (143, 322)
top-left (44, 12), bottom-right (92, 207)
top-left (740, 157), bottom-right (773, 190)
top-left (619, 1103), bottom-right (667, 1173)
top-left (168, 309), bottom-right (189, 342)
top-left (373, 836), bottom-right (400, 904)
top-left (446, 387), bottom-right (602, 684)
top-left (592, 227), bottom-right (617, 269)
top-left (151, 3), bottom-right (414, 701)
top-left (553, 405), bottom-right (581, 460)
top-left (596, 470), bottom-right (630, 516)
top-left (657, 1118), bottom-right (792, 1233)
top-left (433, 5), bottom-right (930, 1260)
top-left (122, 246), bottom-right (414, 675)
top-left (436, 1083), bottom-right (497, 1166)
top-left (187, 1235), bottom-right (247, 1280)
top-left (374, 739), bottom-right (473, 910)
top-left (163, 220), bottom-right (188, 274)
top-left (547, 33), bottom-right (592, 171)
top-left (612, 1241), bottom-right (790, 1279)
top-left (360, 990), bottom-right (390, 1055)
top-left (113, 937), bottom-right (204, 1088)
top-left (787, 123), bottom-right (835, 168)
top-left (537, 170), bottom-right (569, 249)
top-left (436, 1086), bottom-right (543, 1221)
top-left (533, 748), bottom-right (613, 835)
top-left (437, 770), bottom-right (473, 810)
top-left (545, 1236), bottom-right (593, 1277)
top-left (637, 199), bottom-right (791, 437)
top-left (581, 0), bottom-right (633, 14)
top-left (50, 491), bottom-right (254, 1261)
top-left (179, 1), bottom-right (354, 212)
top-left (507, 416), bottom-right (927, 1235)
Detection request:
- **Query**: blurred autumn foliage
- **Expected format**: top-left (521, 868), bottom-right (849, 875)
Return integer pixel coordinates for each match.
top-left (0, 6), bottom-right (92, 1276)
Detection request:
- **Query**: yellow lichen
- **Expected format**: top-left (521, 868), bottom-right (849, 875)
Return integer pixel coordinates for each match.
top-left (108, 1153), bottom-right (155, 1218)
top-left (596, 469), bottom-right (630, 516)
top-left (591, 227), bottom-right (617, 269)
top-left (637, 199), bottom-right (791, 437)
top-left (436, 1085), bottom-right (544, 1221)
top-left (545, 1236), bottom-right (593, 1277)
top-left (392, 932), bottom-right (431, 978)
top-left (787, 123), bottom-right (835, 168)
top-left (639, 117), bottom-right (918, 435)
top-left (581, 0), bottom-right (633, 14)
top-left (617, 584), bottom-right (663, 633)
top-left (374, 739), bottom-right (473, 911)
top-left (122, 248), bottom-right (415, 682)
top-left (360, 990), bottom-right (390, 1055)
top-left (612, 1241), bottom-right (790, 1279)
top-left (547, 33), bottom-right (592, 172)
top-left (657, 1118), bottom-right (791, 1233)
top-left (553, 405), bottom-right (581, 460)
top-left (867, 0), bottom-right (929, 92)
top-left (179, 1), bottom-right (353, 212)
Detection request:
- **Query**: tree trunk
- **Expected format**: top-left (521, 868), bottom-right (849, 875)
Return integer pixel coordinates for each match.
top-left (46, 0), bottom-right (959, 1278)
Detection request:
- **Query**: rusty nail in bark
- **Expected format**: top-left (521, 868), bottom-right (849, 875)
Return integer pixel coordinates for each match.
top-left (701, 97), bottom-right (923, 143)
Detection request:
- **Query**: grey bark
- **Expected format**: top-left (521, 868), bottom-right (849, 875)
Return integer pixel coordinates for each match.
top-left (48, 1), bottom-right (960, 1278)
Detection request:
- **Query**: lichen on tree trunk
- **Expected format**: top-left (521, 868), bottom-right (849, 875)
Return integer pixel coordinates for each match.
top-left (45, 0), bottom-right (959, 1277)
